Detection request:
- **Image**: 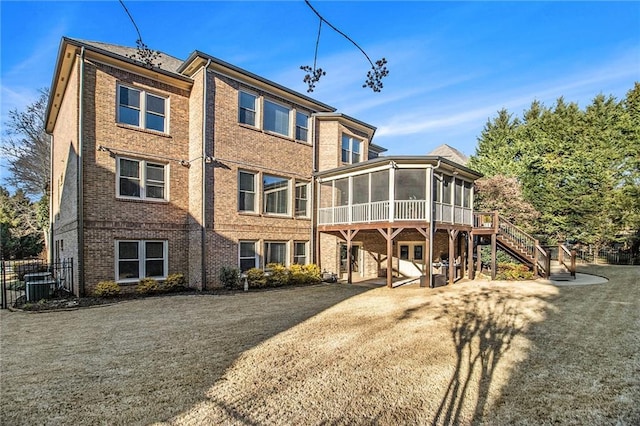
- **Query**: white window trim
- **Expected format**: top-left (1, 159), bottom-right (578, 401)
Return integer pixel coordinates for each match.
top-left (238, 90), bottom-right (259, 127)
top-left (295, 110), bottom-right (310, 143)
top-left (293, 241), bottom-right (309, 265)
top-left (117, 83), bottom-right (169, 133)
top-left (295, 181), bottom-right (310, 218)
top-left (264, 240), bottom-right (289, 267)
top-left (238, 170), bottom-right (258, 213)
top-left (262, 174), bottom-right (292, 217)
top-left (239, 240), bottom-right (259, 271)
top-left (116, 156), bottom-right (169, 202)
top-left (342, 134), bottom-right (363, 165)
top-left (262, 98), bottom-right (293, 138)
top-left (115, 240), bottom-right (168, 283)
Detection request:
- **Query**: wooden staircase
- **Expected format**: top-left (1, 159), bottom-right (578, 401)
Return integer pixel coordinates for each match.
top-left (474, 212), bottom-right (552, 278)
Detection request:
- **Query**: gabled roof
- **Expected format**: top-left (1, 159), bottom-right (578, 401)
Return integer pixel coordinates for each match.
top-left (74, 39), bottom-right (185, 75)
top-left (178, 51), bottom-right (336, 113)
top-left (427, 144), bottom-right (469, 166)
top-left (45, 37), bottom-right (193, 132)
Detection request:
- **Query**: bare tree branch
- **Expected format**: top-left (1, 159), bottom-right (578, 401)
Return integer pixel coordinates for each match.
top-left (301, 0), bottom-right (389, 92)
top-left (1, 88), bottom-right (51, 197)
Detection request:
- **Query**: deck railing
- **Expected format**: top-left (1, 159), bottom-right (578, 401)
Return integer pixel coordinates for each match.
top-left (473, 212), bottom-right (549, 278)
top-left (558, 244), bottom-right (577, 277)
top-left (318, 201), bottom-right (473, 226)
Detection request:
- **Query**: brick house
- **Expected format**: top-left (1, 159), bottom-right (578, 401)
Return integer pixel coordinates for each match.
top-left (46, 37), bottom-right (482, 295)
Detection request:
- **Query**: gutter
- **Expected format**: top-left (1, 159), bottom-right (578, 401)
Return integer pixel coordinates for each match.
top-left (310, 114), bottom-right (317, 265)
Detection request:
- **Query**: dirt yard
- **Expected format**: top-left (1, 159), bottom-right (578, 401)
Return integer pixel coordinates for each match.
top-left (1, 265), bottom-right (638, 425)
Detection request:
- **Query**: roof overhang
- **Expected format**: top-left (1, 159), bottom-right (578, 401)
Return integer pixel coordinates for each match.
top-left (314, 112), bottom-right (377, 140)
top-left (315, 156), bottom-right (483, 181)
top-left (45, 37), bottom-right (193, 133)
top-left (179, 52), bottom-right (336, 113)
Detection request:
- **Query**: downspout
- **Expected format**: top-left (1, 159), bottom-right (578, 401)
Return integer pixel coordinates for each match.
top-left (78, 46), bottom-right (85, 295)
top-left (48, 134), bottom-right (54, 265)
top-left (429, 159), bottom-right (441, 288)
top-left (201, 59), bottom-right (211, 290)
top-left (310, 114), bottom-right (317, 265)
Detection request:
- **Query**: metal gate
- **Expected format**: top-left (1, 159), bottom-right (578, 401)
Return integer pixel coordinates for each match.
top-left (1, 258), bottom-right (74, 309)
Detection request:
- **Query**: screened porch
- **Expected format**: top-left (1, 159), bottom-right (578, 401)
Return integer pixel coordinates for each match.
top-left (316, 159), bottom-right (474, 227)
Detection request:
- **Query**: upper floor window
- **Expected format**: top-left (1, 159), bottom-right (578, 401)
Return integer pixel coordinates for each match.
top-left (118, 85), bottom-right (167, 133)
top-left (238, 171), bottom-right (257, 213)
top-left (239, 91), bottom-right (257, 126)
top-left (341, 135), bottom-right (362, 164)
top-left (117, 157), bottom-right (167, 201)
top-left (296, 112), bottom-right (309, 142)
top-left (263, 175), bottom-right (289, 215)
top-left (295, 181), bottom-right (309, 217)
top-left (263, 100), bottom-right (290, 136)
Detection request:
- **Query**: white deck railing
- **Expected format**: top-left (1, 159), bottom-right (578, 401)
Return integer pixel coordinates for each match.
top-left (318, 201), bottom-right (472, 226)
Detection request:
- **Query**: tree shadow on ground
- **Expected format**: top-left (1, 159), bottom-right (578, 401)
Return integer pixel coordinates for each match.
top-left (430, 290), bottom-right (530, 425)
top-left (482, 265), bottom-right (640, 424)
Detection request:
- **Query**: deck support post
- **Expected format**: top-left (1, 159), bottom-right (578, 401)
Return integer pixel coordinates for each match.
top-left (467, 232), bottom-right (474, 280)
top-left (491, 233), bottom-right (497, 280)
top-left (448, 229), bottom-right (459, 285)
top-left (476, 239), bottom-right (482, 275)
top-left (339, 229), bottom-right (359, 284)
top-left (377, 227), bottom-right (404, 288)
top-left (386, 227), bottom-right (393, 288)
top-left (416, 227), bottom-right (430, 287)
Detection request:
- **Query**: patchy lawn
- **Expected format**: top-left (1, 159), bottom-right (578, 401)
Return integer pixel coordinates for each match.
top-left (1, 266), bottom-right (638, 425)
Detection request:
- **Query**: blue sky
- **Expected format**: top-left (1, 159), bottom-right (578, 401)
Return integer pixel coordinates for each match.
top-left (1, 1), bottom-right (639, 189)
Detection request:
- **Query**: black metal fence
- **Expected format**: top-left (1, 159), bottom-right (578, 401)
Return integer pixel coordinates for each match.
top-left (575, 249), bottom-right (639, 266)
top-left (1, 258), bottom-right (74, 309)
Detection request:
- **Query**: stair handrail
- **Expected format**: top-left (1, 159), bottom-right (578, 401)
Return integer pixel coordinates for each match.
top-left (558, 244), bottom-right (577, 278)
top-left (498, 215), bottom-right (550, 278)
top-left (535, 245), bottom-right (550, 278)
top-left (497, 216), bottom-right (536, 258)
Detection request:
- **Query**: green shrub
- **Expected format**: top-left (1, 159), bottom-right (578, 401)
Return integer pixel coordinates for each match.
top-left (266, 263), bottom-right (289, 287)
top-left (161, 273), bottom-right (187, 292)
top-left (93, 280), bottom-right (121, 297)
top-left (496, 263), bottom-right (534, 280)
top-left (246, 268), bottom-right (267, 288)
top-left (136, 277), bottom-right (159, 294)
top-left (219, 266), bottom-right (240, 289)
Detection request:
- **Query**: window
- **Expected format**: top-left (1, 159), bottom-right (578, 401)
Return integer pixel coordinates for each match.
top-left (414, 245), bottom-right (423, 261)
top-left (263, 175), bottom-right (289, 215)
top-left (239, 171), bottom-right (256, 212)
top-left (239, 91), bottom-right (257, 126)
top-left (116, 240), bottom-right (167, 282)
top-left (400, 245), bottom-right (409, 260)
top-left (117, 158), bottom-right (167, 201)
top-left (118, 85), bottom-right (167, 132)
top-left (263, 100), bottom-right (291, 136)
top-left (295, 111), bottom-right (309, 142)
top-left (293, 242), bottom-right (307, 265)
top-left (341, 134), bottom-right (362, 164)
top-left (239, 241), bottom-right (258, 272)
top-left (265, 241), bottom-right (287, 266)
top-left (295, 181), bottom-right (309, 217)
